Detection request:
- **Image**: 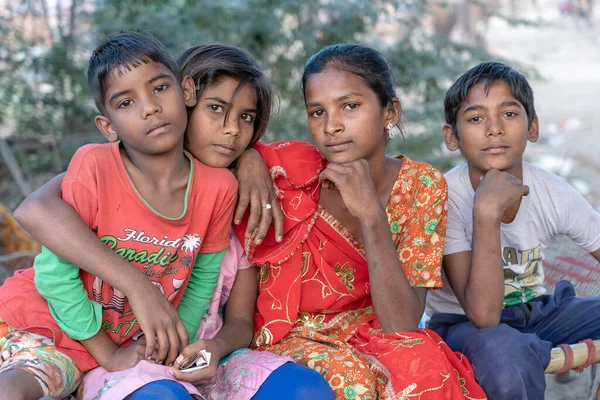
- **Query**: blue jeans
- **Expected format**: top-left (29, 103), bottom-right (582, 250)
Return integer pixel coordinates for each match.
top-left (124, 362), bottom-right (333, 400)
top-left (429, 281), bottom-right (600, 400)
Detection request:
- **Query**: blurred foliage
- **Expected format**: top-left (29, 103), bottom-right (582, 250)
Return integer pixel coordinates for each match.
top-left (1, 0), bottom-right (520, 207)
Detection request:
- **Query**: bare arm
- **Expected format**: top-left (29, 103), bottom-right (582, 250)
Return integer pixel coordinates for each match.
top-left (170, 266), bottom-right (257, 385)
top-left (361, 208), bottom-right (427, 332)
top-left (590, 248), bottom-right (600, 263)
top-left (320, 160), bottom-right (424, 332)
top-left (443, 212), bottom-right (504, 328)
top-left (80, 329), bottom-right (146, 372)
top-left (210, 266), bottom-right (257, 356)
top-left (13, 174), bottom-right (187, 363)
top-left (14, 174), bottom-right (151, 295)
top-left (234, 148), bottom-right (284, 244)
top-left (444, 169), bottom-right (529, 328)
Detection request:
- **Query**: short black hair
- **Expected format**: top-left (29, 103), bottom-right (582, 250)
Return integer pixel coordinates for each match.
top-left (87, 31), bottom-right (181, 116)
top-left (176, 43), bottom-right (276, 148)
top-left (444, 62), bottom-right (536, 135)
top-left (301, 43), bottom-right (404, 137)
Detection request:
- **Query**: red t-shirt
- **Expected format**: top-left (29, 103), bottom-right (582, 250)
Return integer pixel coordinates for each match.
top-left (0, 142), bottom-right (237, 370)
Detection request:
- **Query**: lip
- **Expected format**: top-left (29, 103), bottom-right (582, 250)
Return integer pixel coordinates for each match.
top-left (325, 141), bottom-right (352, 152)
top-left (482, 144), bottom-right (510, 154)
top-left (212, 144), bottom-right (237, 156)
top-left (147, 122), bottom-right (170, 136)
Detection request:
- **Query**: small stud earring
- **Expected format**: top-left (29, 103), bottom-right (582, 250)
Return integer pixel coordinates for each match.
top-left (386, 123), bottom-right (395, 139)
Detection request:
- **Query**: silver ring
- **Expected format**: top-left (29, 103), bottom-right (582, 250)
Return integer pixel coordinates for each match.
top-left (263, 203), bottom-right (272, 210)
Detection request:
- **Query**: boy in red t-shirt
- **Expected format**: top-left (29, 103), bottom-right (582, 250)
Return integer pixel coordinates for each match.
top-left (0, 31), bottom-right (237, 399)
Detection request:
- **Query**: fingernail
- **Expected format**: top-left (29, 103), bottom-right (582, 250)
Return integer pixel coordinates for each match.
top-left (246, 233), bottom-right (252, 238)
top-left (235, 220), bottom-right (240, 225)
top-left (277, 236), bottom-right (282, 242)
top-left (168, 368), bottom-right (175, 375)
top-left (176, 355), bottom-right (183, 363)
top-left (255, 239), bottom-right (262, 245)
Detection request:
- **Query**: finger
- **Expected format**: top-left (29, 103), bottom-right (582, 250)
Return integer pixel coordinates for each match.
top-left (176, 321), bottom-right (190, 351)
top-left (173, 341), bottom-right (202, 369)
top-left (144, 328), bottom-right (157, 360)
top-left (168, 366), bottom-right (213, 385)
top-left (254, 194), bottom-right (273, 245)
top-left (245, 190), bottom-right (262, 237)
top-left (234, 187), bottom-right (251, 225)
top-left (165, 326), bottom-right (181, 366)
top-left (155, 330), bottom-right (169, 363)
top-left (319, 168), bottom-right (346, 187)
top-left (271, 199), bottom-right (284, 242)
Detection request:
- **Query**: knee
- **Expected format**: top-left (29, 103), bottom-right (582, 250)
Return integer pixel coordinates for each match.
top-left (459, 326), bottom-right (547, 400)
top-left (255, 362), bottom-right (334, 400)
top-left (125, 380), bottom-right (193, 400)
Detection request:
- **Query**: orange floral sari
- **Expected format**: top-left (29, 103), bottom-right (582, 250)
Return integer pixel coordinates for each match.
top-left (235, 141), bottom-right (486, 399)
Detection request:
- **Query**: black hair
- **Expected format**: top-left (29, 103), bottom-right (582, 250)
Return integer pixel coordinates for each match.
top-left (176, 43), bottom-right (276, 149)
top-left (300, 43), bottom-right (404, 137)
top-left (87, 31), bottom-right (181, 117)
top-left (444, 62), bottom-right (536, 135)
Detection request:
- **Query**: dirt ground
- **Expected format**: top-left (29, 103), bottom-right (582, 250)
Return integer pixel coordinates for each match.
top-left (481, 1), bottom-right (599, 399)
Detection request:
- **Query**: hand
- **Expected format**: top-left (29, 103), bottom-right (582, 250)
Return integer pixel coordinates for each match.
top-left (127, 282), bottom-right (189, 366)
top-left (104, 340), bottom-right (146, 372)
top-left (319, 160), bottom-right (382, 221)
top-left (234, 149), bottom-right (284, 244)
top-left (169, 339), bottom-right (224, 386)
top-left (474, 169), bottom-right (529, 220)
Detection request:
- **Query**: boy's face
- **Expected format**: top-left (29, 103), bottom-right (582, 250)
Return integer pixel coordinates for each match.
top-left (95, 61), bottom-right (195, 156)
top-left (443, 80), bottom-right (539, 179)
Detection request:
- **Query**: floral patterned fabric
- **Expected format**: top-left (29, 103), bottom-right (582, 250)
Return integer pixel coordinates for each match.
top-left (234, 141), bottom-right (486, 400)
top-left (0, 319), bottom-right (82, 398)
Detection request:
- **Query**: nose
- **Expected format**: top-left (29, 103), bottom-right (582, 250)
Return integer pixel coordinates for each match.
top-left (141, 97), bottom-right (161, 119)
top-left (223, 114), bottom-right (241, 137)
top-left (485, 116), bottom-right (504, 137)
top-left (324, 115), bottom-right (343, 137)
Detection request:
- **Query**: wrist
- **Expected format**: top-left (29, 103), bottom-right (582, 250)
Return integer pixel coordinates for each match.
top-left (209, 338), bottom-right (229, 361)
top-left (236, 148), bottom-right (259, 167)
top-left (358, 205), bottom-right (387, 227)
top-left (473, 201), bottom-right (503, 222)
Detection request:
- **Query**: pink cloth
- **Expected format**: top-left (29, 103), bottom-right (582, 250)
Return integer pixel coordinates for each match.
top-left (78, 234), bottom-right (291, 400)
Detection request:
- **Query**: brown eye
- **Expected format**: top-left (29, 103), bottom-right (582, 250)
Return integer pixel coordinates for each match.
top-left (209, 105), bottom-right (224, 113)
top-left (118, 100), bottom-right (133, 109)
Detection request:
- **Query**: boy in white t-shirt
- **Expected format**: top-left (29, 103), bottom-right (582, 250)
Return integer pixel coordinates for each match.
top-left (426, 62), bottom-right (600, 400)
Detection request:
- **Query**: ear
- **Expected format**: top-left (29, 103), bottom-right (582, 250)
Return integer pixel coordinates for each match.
top-left (384, 98), bottom-right (402, 127)
top-left (527, 115), bottom-right (539, 143)
top-left (95, 115), bottom-right (119, 142)
top-left (442, 124), bottom-right (460, 152)
top-left (181, 76), bottom-right (197, 108)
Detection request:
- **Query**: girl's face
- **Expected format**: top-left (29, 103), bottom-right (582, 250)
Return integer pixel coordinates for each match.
top-left (304, 68), bottom-right (396, 165)
top-left (186, 76), bottom-right (257, 168)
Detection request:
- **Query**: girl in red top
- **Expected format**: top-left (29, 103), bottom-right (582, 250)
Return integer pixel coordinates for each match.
top-left (233, 44), bottom-right (487, 399)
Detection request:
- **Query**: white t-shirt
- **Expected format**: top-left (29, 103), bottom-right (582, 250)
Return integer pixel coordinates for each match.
top-left (426, 162), bottom-right (600, 316)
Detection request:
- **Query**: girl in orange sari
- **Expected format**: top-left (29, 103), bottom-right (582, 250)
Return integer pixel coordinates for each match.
top-left (235, 44), bottom-right (487, 399)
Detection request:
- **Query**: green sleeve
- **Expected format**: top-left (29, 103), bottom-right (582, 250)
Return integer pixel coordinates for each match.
top-left (33, 246), bottom-right (103, 340)
top-left (177, 250), bottom-right (225, 342)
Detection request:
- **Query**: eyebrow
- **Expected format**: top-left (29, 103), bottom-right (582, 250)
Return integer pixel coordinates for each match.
top-left (108, 72), bottom-right (174, 105)
top-left (306, 92), bottom-right (364, 108)
top-left (462, 101), bottom-right (522, 115)
top-left (203, 96), bottom-right (258, 113)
